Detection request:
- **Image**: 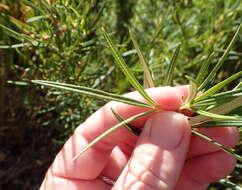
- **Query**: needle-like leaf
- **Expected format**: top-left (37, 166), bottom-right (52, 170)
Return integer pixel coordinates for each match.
top-left (192, 88), bottom-right (242, 107)
top-left (192, 120), bottom-right (242, 128)
top-left (8, 16), bottom-right (33, 33)
top-left (72, 110), bottom-right (156, 161)
top-left (111, 107), bottom-right (141, 136)
top-left (129, 29), bottom-right (155, 89)
top-left (194, 71), bottom-right (242, 102)
top-left (190, 96), bottom-right (242, 125)
top-left (163, 44), bottom-right (181, 86)
top-left (32, 80), bottom-right (153, 108)
top-left (26, 15), bottom-right (50, 23)
top-left (196, 51), bottom-right (214, 87)
top-left (199, 22), bottom-right (242, 91)
top-left (0, 23), bottom-right (33, 42)
top-left (186, 76), bottom-right (198, 104)
top-left (0, 43), bottom-right (32, 49)
top-left (192, 129), bottom-right (242, 161)
top-left (20, 0), bottom-right (45, 13)
top-left (195, 110), bottom-right (241, 120)
top-left (219, 179), bottom-right (242, 190)
top-left (233, 82), bottom-right (242, 90)
top-left (102, 28), bottom-right (157, 106)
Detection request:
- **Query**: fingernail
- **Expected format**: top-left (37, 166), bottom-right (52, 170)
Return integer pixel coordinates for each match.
top-left (144, 112), bottom-right (188, 150)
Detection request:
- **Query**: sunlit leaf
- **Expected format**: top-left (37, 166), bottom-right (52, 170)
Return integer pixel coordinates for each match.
top-left (7, 80), bottom-right (29, 86)
top-left (102, 28), bottom-right (157, 106)
top-left (32, 80), bottom-right (153, 108)
top-left (193, 88), bottom-right (242, 107)
top-left (194, 71), bottom-right (242, 102)
top-left (192, 119), bottom-right (242, 128)
top-left (0, 43), bottom-right (31, 49)
top-left (163, 44), bottom-right (181, 86)
top-left (20, 0), bottom-right (45, 13)
top-left (186, 75), bottom-right (198, 104)
top-left (199, 22), bottom-right (242, 91)
top-left (129, 29), bottom-right (154, 88)
top-left (233, 82), bottom-right (242, 90)
top-left (0, 23), bottom-right (33, 42)
top-left (26, 15), bottom-right (50, 23)
top-left (111, 107), bottom-right (141, 136)
top-left (219, 179), bottom-right (242, 190)
top-left (196, 51), bottom-right (214, 87)
top-left (195, 110), bottom-right (241, 120)
top-left (8, 16), bottom-right (33, 33)
top-left (72, 110), bottom-right (156, 161)
top-left (190, 96), bottom-right (242, 125)
top-left (192, 129), bottom-right (242, 161)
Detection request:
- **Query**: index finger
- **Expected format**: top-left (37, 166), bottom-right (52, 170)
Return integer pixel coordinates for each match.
top-left (45, 86), bottom-right (187, 181)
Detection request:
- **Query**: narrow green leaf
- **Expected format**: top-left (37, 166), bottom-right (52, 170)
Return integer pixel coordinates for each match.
top-left (192, 120), bottom-right (242, 128)
top-left (122, 49), bottom-right (136, 57)
top-left (163, 44), bottom-right (181, 86)
top-left (0, 24), bottom-right (32, 42)
top-left (194, 71), bottom-right (242, 102)
top-left (129, 29), bottom-right (155, 89)
top-left (199, 22), bottom-right (242, 91)
top-left (192, 129), bottom-right (242, 161)
top-left (69, 6), bottom-right (82, 18)
top-left (8, 16), bottom-right (33, 33)
top-left (186, 76), bottom-right (198, 104)
top-left (26, 15), bottom-right (50, 23)
top-left (111, 108), bottom-right (141, 136)
top-left (32, 80), bottom-right (153, 108)
top-left (209, 96), bottom-right (242, 116)
top-left (72, 110), bottom-right (156, 161)
top-left (233, 82), bottom-right (242, 90)
top-left (20, 0), bottom-right (45, 13)
top-left (229, 106), bottom-right (242, 116)
top-left (196, 52), bottom-right (214, 87)
top-left (219, 179), bottom-right (242, 190)
top-left (0, 43), bottom-right (31, 49)
top-left (196, 110), bottom-right (241, 120)
top-left (89, 1), bottom-right (106, 29)
top-left (190, 96), bottom-right (242, 125)
top-left (102, 28), bottom-right (157, 106)
top-left (215, 49), bottom-right (242, 56)
top-left (7, 80), bottom-right (29, 86)
top-left (193, 88), bottom-right (242, 107)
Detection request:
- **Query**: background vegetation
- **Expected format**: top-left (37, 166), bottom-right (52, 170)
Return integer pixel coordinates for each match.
top-left (0, 0), bottom-right (241, 189)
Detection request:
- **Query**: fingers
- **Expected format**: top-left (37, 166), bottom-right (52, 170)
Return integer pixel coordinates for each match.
top-left (101, 143), bottom-right (134, 180)
top-left (40, 170), bottom-right (112, 190)
top-left (47, 86), bottom-right (187, 181)
top-left (100, 126), bottom-right (239, 189)
top-left (113, 112), bottom-right (191, 190)
top-left (100, 127), bottom-right (239, 183)
top-left (173, 127), bottom-right (239, 190)
top-left (175, 151), bottom-right (236, 190)
top-left (188, 127), bottom-right (239, 158)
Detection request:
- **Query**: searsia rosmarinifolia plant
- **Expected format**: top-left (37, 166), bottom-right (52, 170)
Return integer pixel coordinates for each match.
top-left (33, 23), bottom-right (242, 165)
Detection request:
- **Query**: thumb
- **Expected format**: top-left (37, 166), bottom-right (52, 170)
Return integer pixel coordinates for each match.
top-left (113, 111), bottom-right (191, 190)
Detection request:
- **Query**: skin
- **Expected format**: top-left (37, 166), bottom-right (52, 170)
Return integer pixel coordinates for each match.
top-left (40, 86), bottom-right (239, 190)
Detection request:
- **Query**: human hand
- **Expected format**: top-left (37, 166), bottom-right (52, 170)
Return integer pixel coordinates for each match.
top-left (40, 86), bottom-right (238, 190)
